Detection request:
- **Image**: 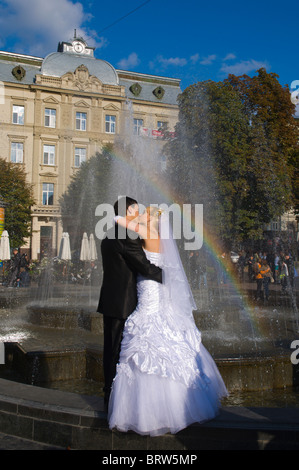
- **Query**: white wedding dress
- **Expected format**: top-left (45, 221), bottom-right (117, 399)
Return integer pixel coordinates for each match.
top-left (108, 245), bottom-right (228, 436)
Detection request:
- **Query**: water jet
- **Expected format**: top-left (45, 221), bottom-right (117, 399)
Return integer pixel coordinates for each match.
top-left (0, 102), bottom-right (299, 412)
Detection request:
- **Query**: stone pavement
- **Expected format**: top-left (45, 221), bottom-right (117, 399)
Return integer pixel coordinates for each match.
top-left (0, 431), bottom-right (64, 450)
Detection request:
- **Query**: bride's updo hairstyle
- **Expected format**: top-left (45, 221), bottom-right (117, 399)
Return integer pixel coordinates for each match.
top-left (146, 206), bottom-right (163, 232)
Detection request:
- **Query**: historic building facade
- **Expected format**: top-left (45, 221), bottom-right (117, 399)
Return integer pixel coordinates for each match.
top-left (0, 36), bottom-right (181, 259)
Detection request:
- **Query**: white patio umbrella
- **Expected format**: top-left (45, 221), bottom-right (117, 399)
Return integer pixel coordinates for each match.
top-left (58, 232), bottom-right (71, 261)
top-left (58, 232), bottom-right (71, 281)
top-left (89, 233), bottom-right (97, 262)
top-left (0, 230), bottom-right (11, 261)
top-left (0, 230), bottom-right (10, 281)
top-left (80, 232), bottom-right (90, 261)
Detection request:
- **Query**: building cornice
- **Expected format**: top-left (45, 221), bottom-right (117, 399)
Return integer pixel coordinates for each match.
top-left (116, 69), bottom-right (181, 88)
top-left (0, 50), bottom-right (42, 66)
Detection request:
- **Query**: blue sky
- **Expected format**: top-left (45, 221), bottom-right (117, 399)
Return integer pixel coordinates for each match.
top-left (0, 0), bottom-right (297, 94)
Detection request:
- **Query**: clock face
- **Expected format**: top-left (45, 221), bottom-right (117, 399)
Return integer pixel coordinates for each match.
top-left (73, 41), bottom-right (84, 53)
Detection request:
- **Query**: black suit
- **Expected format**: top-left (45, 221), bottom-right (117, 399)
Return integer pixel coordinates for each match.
top-left (97, 224), bottom-right (162, 403)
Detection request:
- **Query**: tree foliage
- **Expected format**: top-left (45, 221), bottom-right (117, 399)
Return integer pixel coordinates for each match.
top-left (165, 69), bottom-right (298, 247)
top-left (0, 158), bottom-right (35, 248)
top-left (59, 145), bottom-right (114, 249)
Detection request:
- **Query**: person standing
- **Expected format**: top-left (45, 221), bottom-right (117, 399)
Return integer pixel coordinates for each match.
top-left (254, 258), bottom-right (263, 300)
top-left (97, 196), bottom-right (162, 409)
top-left (274, 253), bottom-right (280, 283)
top-left (8, 248), bottom-right (21, 287)
top-left (260, 258), bottom-right (271, 301)
top-left (281, 253), bottom-right (294, 294)
top-left (108, 208), bottom-right (228, 436)
top-left (247, 253), bottom-right (255, 282)
top-left (284, 254), bottom-right (294, 290)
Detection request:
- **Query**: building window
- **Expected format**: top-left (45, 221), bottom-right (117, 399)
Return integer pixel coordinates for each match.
top-left (11, 142), bottom-right (23, 163)
top-left (43, 144), bottom-right (55, 165)
top-left (76, 112), bottom-right (87, 131)
top-left (74, 147), bottom-right (86, 167)
top-left (157, 121), bottom-right (168, 130)
top-left (105, 115), bottom-right (116, 133)
top-left (45, 108), bottom-right (56, 128)
top-left (270, 219), bottom-right (280, 231)
top-left (158, 154), bottom-right (167, 172)
top-left (42, 183), bottom-right (54, 205)
top-left (12, 105), bottom-right (24, 125)
top-left (133, 118), bottom-right (143, 135)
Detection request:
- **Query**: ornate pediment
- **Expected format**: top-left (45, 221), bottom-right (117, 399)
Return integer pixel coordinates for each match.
top-left (36, 65), bottom-right (124, 96)
top-left (103, 103), bottom-right (120, 111)
top-left (61, 65), bottom-right (103, 92)
top-left (43, 96), bottom-right (59, 104)
top-left (74, 99), bottom-right (89, 108)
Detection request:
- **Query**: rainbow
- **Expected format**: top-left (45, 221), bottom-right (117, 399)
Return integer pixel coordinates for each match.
top-left (104, 147), bottom-right (266, 338)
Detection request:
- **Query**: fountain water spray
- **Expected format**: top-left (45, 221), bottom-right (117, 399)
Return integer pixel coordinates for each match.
top-left (0, 98), bottom-right (299, 406)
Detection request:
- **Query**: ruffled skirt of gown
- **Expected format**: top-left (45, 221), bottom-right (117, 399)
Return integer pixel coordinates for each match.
top-left (108, 251), bottom-right (228, 436)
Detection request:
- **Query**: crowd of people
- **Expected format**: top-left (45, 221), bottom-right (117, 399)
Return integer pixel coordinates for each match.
top-left (188, 247), bottom-right (297, 301)
top-left (2, 245), bottom-right (298, 303)
top-left (3, 248), bottom-right (30, 288)
top-left (236, 250), bottom-right (296, 299)
top-left (1, 248), bottom-right (100, 288)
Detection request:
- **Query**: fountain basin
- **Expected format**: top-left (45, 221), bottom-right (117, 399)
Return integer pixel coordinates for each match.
top-left (1, 284), bottom-right (299, 401)
top-left (1, 341), bottom-right (298, 396)
top-left (27, 304), bottom-right (103, 334)
top-left (1, 342), bottom-right (103, 387)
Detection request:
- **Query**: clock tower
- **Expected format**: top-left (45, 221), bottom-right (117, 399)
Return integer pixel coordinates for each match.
top-left (57, 31), bottom-right (95, 57)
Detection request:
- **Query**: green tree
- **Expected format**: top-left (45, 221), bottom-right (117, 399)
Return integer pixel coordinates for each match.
top-left (225, 68), bottom-right (298, 223)
top-left (59, 145), bottom-right (114, 249)
top-left (165, 70), bottom-right (298, 247)
top-left (289, 121), bottom-right (299, 218)
top-left (59, 141), bottom-right (164, 251)
top-left (0, 158), bottom-right (35, 248)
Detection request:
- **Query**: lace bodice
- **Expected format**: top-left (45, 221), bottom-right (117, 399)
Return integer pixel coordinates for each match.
top-left (118, 249), bottom-right (212, 389)
top-left (136, 250), bottom-right (161, 313)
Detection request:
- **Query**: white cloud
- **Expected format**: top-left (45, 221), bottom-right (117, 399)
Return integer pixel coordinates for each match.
top-left (190, 53), bottom-right (200, 64)
top-left (223, 53), bottom-right (236, 61)
top-left (200, 54), bottom-right (217, 65)
top-left (0, 0), bottom-right (106, 55)
top-left (221, 59), bottom-right (270, 76)
top-left (151, 53), bottom-right (218, 71)
top-left (156, 55), bottom-right (188, 67)
top-left (117, 52), bottom-right (140, 70)
top-left (149, 52), bottom-right (220, 75)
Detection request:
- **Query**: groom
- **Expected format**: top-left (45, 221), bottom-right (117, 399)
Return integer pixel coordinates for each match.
top-left (97, 196), bottom-right (162, 409)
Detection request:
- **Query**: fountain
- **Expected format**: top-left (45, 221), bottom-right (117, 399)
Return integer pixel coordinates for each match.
top-left (0, 99), bottom-right (299, 412)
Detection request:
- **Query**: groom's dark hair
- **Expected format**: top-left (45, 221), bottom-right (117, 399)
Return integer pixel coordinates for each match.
top-left (114, 196), bottom-right (138, 217)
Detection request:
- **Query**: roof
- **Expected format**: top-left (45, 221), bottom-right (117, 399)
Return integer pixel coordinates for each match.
top-left (118, 70), bottom-right (181, 106)
top-left (0, 59), bottom-right (40, 85)
top-left (0, 48), bottom-right (181, 105)
top-left (41, 52), bottom-right (119, 86)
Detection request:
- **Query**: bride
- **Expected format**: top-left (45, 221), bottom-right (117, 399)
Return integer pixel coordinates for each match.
top-left (108, 206), bottom-right (228, 436)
